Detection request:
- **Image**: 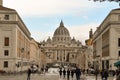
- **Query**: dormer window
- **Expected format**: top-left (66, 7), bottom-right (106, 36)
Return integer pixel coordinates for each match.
top-left (4, 15), bottom-right (9, 20)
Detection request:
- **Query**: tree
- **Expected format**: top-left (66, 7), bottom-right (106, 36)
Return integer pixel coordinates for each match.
top-left (89, 0), bottom-right (120, 3)
top-left (89, 0), bottom-right (120, 6)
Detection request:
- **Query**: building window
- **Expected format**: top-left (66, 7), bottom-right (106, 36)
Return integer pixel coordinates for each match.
top-left (118, 51), bottom-right (120, 56)
top-left (4, 15), bottom-right (9, 20)
top-left (118, 15), bottom-right (120, 21)
top-left (4, 61), bottom-right (8, 68)
top-left (106, 60), bottom-right (109, 69)
top-left (102, 61), bottom-right (104, 70)
top-left (4, 50), bottom-right (9, 56)
top-left (4, 37), bottom-right (9, 46)
top-left (118, 38), bottom-right (120, 47)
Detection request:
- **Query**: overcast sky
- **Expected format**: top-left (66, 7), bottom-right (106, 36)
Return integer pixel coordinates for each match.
top-left (3, 0), bottom-right (119, 45)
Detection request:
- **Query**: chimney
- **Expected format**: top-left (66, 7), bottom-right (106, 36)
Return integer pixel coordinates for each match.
top-left (0, 0), bottom-right (3, 6)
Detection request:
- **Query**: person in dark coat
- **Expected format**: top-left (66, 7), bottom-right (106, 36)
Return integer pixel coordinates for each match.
top-left (101, 69), bottom-right (108, 80)
top-left (59, 68), bottom-right (62, 78)
top-left (116, 69), bottom-right (120, 80)
top-left (27, 68), bottom-right (31, 80)
top-left (116, 74), bottom-right (120, 80)
top-left (63, 68), bottom-right (66, 78)
top-left (101, 69), bottom-right (104, 79)
top-left (41, 67), bottom-right (44, 74)
top-left (71, 69), bottom-right (74, 80)
top-left (67, 69), bottom-right (70, 80)
top-left (75, 67), bottom-right (81, 80)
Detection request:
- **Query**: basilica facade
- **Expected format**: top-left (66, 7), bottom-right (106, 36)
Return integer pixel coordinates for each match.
top-left (39, 21), bottom-right (86, 68)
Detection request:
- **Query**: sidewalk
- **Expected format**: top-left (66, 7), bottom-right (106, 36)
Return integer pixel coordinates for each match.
top-left (0, 73), bottom-right (115, 80)
top-left (81, 74), bottom-right (115, 80)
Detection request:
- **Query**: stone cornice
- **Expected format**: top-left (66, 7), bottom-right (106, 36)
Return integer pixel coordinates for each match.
top-left (0, 21), bottom-right (31, 39)
top-left (93, 9), bottom-right (120, 41)
top-left (93, 21), bottom-right (120, 41)
top-left (16, 13), bottom-right (31, 36)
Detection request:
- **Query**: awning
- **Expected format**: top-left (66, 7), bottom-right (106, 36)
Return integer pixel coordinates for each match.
top-left (114, 61), bottom-right (120, 67)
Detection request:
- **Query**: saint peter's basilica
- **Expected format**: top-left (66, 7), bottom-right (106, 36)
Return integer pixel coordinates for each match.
top-left (39, 21), bottom-right (86, 68)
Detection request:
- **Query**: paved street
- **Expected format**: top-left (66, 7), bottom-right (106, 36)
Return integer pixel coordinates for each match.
top-left (0, 73), bottom-right (115, 80)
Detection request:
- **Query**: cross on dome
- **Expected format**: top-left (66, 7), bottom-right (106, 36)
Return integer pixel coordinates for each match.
top-left (60, 20), bottom-right (64, 27)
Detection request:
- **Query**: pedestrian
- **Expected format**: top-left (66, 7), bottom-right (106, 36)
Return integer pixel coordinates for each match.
top-left (27, 68), bottom-right (31, 80)
top-left (67, 69), bottom-right (70, 80)
top-left (116, 69), bottom-right (120, 80)
top-left (82, 69), bottom-right (85, 75)
top-left (59, 68), bottom-right (62, 78)
top-left (95, 69), bottom-right (99, 80)
top-left (116, 73), bottom-right (120, 80)
top-left (45, 67), bottom-right (48, 73)
top-left (86, 69), bottom-right (89, 74)
top-left (116, 69), bottom-right (120, 77)
top-left (101, 69), bottom-right (108, 80)
top-left (75, 67), bottom-right (81, 80)
top-left (71, 69), bottom-right (74, 80)
top-left (41, 67), bottom-right (44, 74)
top-left (63, 68), bottom-right (66, 78)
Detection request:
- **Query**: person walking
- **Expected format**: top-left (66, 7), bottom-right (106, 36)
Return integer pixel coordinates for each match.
top-left (59, 68), bottom-right (62, 78)
top-left (75, 67), bottom-right (81, 80)
top-left (27, 68), bottom-right (31, 80)
top-left (67, 69), bottom-right (70, 80)
top-left (104, 70), bottom-right (108, 80)
top-left (71, 69), bottom-right (74, 80)
top-left (63, 68), bottom-right (66, 78)
top-left (116, 73), bottom-right (120, 80)
top-left (116, 69), bottom-right (120, 80)
top-left (101, 69), bottom-right (108, 80)
top-left (101, 69), bottom-right (104, 80)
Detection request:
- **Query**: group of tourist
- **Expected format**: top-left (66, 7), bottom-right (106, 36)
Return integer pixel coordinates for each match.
top-left (26, 64), bottom-right (120, 80)
top-left (59, 67), bottom-right (81, 80)
top-left (97, 68), bottom-right (120, 80)
top-left (115, 68), bottom-right (120, 80)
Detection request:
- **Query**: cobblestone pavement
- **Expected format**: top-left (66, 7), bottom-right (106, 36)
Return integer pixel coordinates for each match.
top-left (0, 73), bottom-right (115, 80)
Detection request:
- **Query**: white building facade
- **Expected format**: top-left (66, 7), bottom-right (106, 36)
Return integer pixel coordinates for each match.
top-left (0, 2), bottom-right (31, 72)
top-left (30, 38), bottom-right (40, 67)
top-left (93, 8), bottom-right (120, 70)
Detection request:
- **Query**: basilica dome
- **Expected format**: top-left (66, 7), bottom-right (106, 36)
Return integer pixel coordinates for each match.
top-left (53, 21), bottom-right (70, 37)
top-left (52, 21), bottom-right (71, 43)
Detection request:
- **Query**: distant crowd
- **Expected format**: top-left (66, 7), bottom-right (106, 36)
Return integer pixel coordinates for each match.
top-left (26, 64), bottom-right (120, 80)
top-left (58, 67), bottom-right (81, 80)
